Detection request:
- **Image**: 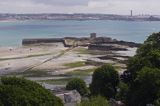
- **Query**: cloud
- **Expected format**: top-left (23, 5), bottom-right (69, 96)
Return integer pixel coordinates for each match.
top-left (32, 0), bottom-right (89, 6)
top-left (87, 0), bottom-right (160, 15)
top-left (0, 0), bottom-right (159, 15)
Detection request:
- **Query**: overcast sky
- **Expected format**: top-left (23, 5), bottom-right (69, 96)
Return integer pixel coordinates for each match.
top-left (0, 0), bottom-right (160, 15)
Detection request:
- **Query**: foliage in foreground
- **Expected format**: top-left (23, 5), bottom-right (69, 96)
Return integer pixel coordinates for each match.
top-left (90, 64), bottom-right (119, 99)
top-left (122, 32), bottom-right (160, 84)
top-left (116, 82), bottom-right (128, 103)
top-left (66, 78), bottom-right (88, 96)
top-left (126, 67), bottom-right (160, 106)
top-left (0, 77), bottom-right (63, 106)
top-left (77, 96), bottom-right (109, 106)
top-left (121, 32), bottom-right (160, 105)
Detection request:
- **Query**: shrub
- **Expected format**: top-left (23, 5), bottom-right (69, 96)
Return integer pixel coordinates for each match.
top-left (0, 77), bottom-right (63, 106)
top-left (122, 32), bottom-right (160, 83)
top-left (90, 64), bottom-right (119, 99)
top-left (77, 96), bottom-right (109, 106)
top-left (116, 82), bottom-right (128, 103)
top-left (66, 78), bottom-right (88, 96)
top-left (126, 67), bottom-right (160, 106)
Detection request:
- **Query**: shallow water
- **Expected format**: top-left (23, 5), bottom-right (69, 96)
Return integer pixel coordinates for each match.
top-left (0, 20), bottom-right (160, 46)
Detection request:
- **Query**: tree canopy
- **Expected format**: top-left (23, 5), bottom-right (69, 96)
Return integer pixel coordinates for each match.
top-left (120, 32), bottom-right (160, 105)
top-left (77, 96), bottom-right (109, 106)
top-left (90, 64), bottom-right (119, 99)
top-left (122, 32), bottom-right (160, 83)
top-left (66, 78), bottom-right (88, 96)
top-left (0, 77), bottom-right (63, 106)
top-left (126, 67), bottom-right (160, 106)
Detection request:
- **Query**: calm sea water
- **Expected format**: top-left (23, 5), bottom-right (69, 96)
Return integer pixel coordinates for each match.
top-left (0, 20), bottom-right (160, 46)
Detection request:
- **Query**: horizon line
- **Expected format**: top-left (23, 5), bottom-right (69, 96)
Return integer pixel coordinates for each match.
top-left (0, 13), bottom-right (160, 16)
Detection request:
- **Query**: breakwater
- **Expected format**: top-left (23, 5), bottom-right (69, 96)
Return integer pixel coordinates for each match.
top-left (22, 38), bottom-right (63, 45)
top-left (22, 33), bottom-right (141, 51)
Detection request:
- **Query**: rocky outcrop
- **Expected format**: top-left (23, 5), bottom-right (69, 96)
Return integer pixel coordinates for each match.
top-left (110, 40), bottom-right (141, 47)
top-left (88, 44), bottom-right (128, 51)
top-left (52, 89), bottom-right (81, 104)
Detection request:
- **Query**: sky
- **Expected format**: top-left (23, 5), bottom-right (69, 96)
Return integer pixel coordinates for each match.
top-left (0, 0), bottom-right (160, 15)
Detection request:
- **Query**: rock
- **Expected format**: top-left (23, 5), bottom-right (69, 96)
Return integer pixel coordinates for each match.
top-left (52, 89), bottom-right (81, 104)
top-left (88, 44), bottom-right (128, 51)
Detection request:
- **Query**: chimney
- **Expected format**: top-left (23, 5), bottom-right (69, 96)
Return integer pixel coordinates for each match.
top-left (131, 10), bottom-right (133, 17)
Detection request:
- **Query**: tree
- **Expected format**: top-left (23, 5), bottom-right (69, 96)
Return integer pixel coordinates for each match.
top-left (90, 64), bottom-right (119, 99)
top-left (126, 67), bottom-right (160, 106)
top-left (120, 32), bottom-right (160, 105)
top-left (0, 77), bottom-right (63, 106)
top-left (116, 82), bottom-right (129, 103)
top-left (77, 96), bottom-right (109, 106)
top-left (66, 78), bottom-right (88, 96)
top-left (122, 32), bottom-right (160, 84)
top-left (154, 98), bottom-right (160, 106)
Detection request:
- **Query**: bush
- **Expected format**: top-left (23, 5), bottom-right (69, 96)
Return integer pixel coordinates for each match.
top-left (0, 77), bottom-right (63, 106)
top-left (77, 96), bottom-right (109, 106)
top-left (66, 78), bottom-right (88, 96)
top-left (126, 67), bottom-right (160, 106)
top-left (90, 64), bottom-right (119, 99)
top-left (122, 32), bottom-right (160, 83)
top-left (116, 82), bottom-right (129, 103)
top-left (121, 33), bottom-right (160, 105)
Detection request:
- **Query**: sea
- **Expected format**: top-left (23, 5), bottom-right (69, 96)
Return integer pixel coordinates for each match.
top-left (0, 20), bottom-right (160, 46)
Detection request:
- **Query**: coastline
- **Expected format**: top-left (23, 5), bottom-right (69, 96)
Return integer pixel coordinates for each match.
top-left (0, 36), bottom-right (137, 89)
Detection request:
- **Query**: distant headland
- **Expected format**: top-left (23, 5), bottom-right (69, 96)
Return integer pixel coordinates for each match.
top-left (0, 13), bottom-right (160, 21)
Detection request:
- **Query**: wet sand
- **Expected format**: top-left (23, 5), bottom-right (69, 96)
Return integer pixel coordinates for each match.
top-left (0, 43), bottom-right (137, 89)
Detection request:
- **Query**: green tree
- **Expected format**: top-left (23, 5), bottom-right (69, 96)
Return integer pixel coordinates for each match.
top-left (154, 98), bottom-right (160, 106)
top-left (126, 67), bottom-right (160, 106)
top-left (122, 32), bottom-right (160, 84)
top-left (90, 64), bottom-right (119, 99)
top-left (77, 96), bottom-right (109, 106)
top-left (66, 78), bottom-right (88, 96)
top-left (116, 82), bottom-right (128, 103)
top-left (0, 77), bottom-right (63, 106)
top-left (120, 32), bottom-right (160, 105)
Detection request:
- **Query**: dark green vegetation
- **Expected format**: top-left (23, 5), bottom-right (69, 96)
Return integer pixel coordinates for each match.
top-left (66, 78), bottom-right (89, 96)
top-left (123, 32), bottom-right (160, 83)
top-left (0, 77), bottom-right (63, 106)
top-left (82, 32), bottom-right (160, 106)
top-left (90, 64), bottom-right (119, 99)
top-left (0, 33), bottom-right (159, 106)
top-left (126, 67), bottom-right (160, 106)
top-left (77, 96), bottom-right (109, 106)
top-left (121, 32), bottom-right (160, 106)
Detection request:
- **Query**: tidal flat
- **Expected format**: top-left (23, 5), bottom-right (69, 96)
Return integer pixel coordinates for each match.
top-left (0, 42), bottom-right (136, 89)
